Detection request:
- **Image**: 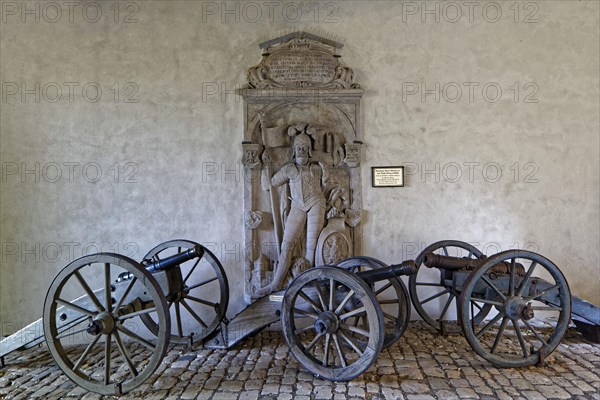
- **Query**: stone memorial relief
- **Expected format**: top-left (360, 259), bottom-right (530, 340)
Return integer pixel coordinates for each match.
top-left (239, 32), bottom-right (365, 302)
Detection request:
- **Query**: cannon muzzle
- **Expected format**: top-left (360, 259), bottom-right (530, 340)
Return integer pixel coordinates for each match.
top-left (357, 260), bottom-right (417, 284)
top-left (144, 245), bottom-right (204, 273)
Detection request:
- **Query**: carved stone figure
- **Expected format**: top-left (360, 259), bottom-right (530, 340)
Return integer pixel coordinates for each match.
top-left (254, 132), bottom-right (328, 296)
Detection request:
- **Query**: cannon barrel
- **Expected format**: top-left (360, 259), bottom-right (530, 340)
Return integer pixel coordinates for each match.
top-left (144, 245), bottom-right (204, 273)
top-left (423, 253), bottom-right (526, 275)
top-left (356, 260), bottom-right (417, 283)
top-left (423, 253), bottom-right (481, 270)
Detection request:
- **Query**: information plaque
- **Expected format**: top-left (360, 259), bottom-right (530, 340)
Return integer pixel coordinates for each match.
top-left (371, 166), bottom-right (404, 187)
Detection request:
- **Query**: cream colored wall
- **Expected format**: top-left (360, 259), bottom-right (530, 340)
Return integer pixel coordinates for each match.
top-left (1, 1), bottom-right (598, 332)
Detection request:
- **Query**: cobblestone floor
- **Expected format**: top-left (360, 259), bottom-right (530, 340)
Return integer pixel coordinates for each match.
top-left (0, 322), bottom-right (598, 400)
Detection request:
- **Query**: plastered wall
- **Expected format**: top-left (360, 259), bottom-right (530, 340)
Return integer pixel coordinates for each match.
top-left (1, 1), bottom-right (598, 333)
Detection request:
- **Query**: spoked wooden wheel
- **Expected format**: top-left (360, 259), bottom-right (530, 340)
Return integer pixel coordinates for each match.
top-left (43, 253), bottom-right (170, 395)
top-left (409, 240), bottom-right (491, 332)
top-left (281, 267), bottom-right (384, 381)
top-left (459, 250), bottom-right (571, 368)
top-left (336, 256), bottom-right (410, 347)
top-left (140, 240), bottom-right (229, 344)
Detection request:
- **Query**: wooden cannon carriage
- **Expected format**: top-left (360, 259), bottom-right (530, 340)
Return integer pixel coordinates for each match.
top-left (408, 240), bottom-right (572, 368)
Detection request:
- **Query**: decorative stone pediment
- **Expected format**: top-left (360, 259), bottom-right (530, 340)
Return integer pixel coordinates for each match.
top-left (245, 31), bottom-right (360, 90)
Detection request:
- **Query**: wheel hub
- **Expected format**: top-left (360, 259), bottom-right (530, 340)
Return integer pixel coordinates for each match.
top-left (87, 312), bottom-right (115, 335)
top-left (314, 311), bottom-right (339, 335)
top-left (505, 298), bottom-right (534, 321)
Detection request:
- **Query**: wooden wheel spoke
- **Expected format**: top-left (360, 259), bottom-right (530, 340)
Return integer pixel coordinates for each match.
top-left (490, 316), bottom-right (509, 354)
top-left (442, 247), bottom-right (449, 256)
top-left (117, 325), bottom-right (156, 351)
top-left (334, 290), bottom-right (355, 314)
top-left (186, 295), bottom-right (218, 309)
top-left (527, 285), bottom-right (560, 302)
top-left (339, 306), bottom-right (366, 321)
top-left (512, 320), bottom-right (529, 357)
top-left (375, 282), bottom-right (392, 296)
top-left (329, 278), bottom-right (335, 311)
top-left (530, 305), bottom-right (562, 312)
top-left (73, 334), bottom-right (101, 371)
top-left (304, 333), bottom-right (323, 352)
top-left (56, 298), bottom-right (96, 317)
top-left (332, 334), bottom-right (347, 367)
top-left (104, 264), bottom-right (112, 312)
top-left (516, 262), bottom-right (537, 296)
top-left (509, 258), bottom-right (516, 296)
top-left (382, 311), bottom-right (398, 322)
top-left (181, 299), bottom-right (208, 329)
top-left (54, 319), bottom-right (88, 340)
top-left (293, 308), bottom-right (319, 320)
top-left (104, 334), bottom-right (112, 385)
top-left (184, 276), bottom-right (218, 292)
top-left (338, 330), bottom-right (363, 356)
top-left (183, 257), bottom-right (202, 284)
top-left (522, 319), bottom-right (548, 346)
top-left (421, 288), bottom-right (450, 305)
top-left (298, 290), bottom-right (322, 314)
top-left (117, 307), bottom-right (157, 322)
top-left (74, 271), bottom-right (104, 312)
top-left (113, 330), bottom-right (138, 377)
top-left (341, 324), bottom-right (369, 337)
top-left (322, 333), bottom-right (331, 366)
top-left (312, 281), bottom-right (327, 311)
top-left (472, 301), bottom-right (483, 310)
top-left (294, 324), bottom-right (314, 335)
top-left (175, 302), bottom-right (184, 337)
top-left (115, 277), bottom-right (137, 311)
top-left (378, 299), bottom-right (399, 305)
top-left (439, 293), bottom-right (455, 321)
top-left (469, 297), bottom-right (504, 307)
top-left (475, 313), bottom-right (503, 339)
top-left (481, 276), bottom-right (507, 301)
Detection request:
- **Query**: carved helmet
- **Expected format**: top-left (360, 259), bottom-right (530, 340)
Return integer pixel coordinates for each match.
top-left (293, 133), bottom-right (312, 157)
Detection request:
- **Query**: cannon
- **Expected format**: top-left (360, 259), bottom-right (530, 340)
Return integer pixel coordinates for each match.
top-left (0, 239), bottom-right (416, 395)
top-left (408, 240), bottom-right (573, 368)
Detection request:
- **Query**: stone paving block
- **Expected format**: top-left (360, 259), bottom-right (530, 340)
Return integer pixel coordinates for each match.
top-left (522, 390), bottom-right (546, 400)
top-left (238, 390), bottom-right (259, 400)
top-left (537, 384), bottom-right (571, 399)
top-left (314, 385), bottom-right (333, 399)
top-left (435, 389), bottom-right (459, 400)
top-left (348, 386), bottom-right (366, 397)
top-left (456, 387), bottom-right (479, 398)
top-left (381, 387), bottom-right (405, 400)
top-left (401, 380), bottom-right (430, 394)
top-left (260, 383), bottom-right (279, 395)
